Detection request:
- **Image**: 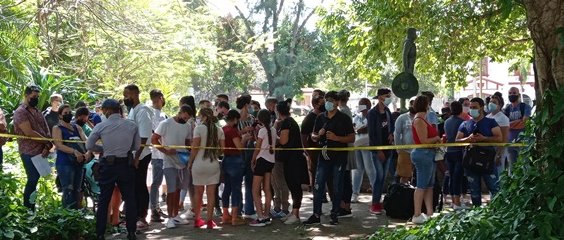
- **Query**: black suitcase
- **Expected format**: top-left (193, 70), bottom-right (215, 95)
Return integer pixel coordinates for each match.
top-left (383, 183), bottom-right (416, 220)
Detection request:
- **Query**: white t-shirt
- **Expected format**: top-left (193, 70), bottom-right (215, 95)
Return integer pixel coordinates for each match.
top-left (128, 103), bottom-right (154, 159)
top-left (487, 111), bottom-right (510, 127)
top-left (155, 118), bottom-right (191, 169)
top-left (193, 124), bottom-right (225, 161)
top-left (151, 108), bottom-right (167, 160)
top-left (257, 126), bottom-right (277, 163)
top-left (353, 113), bottom-right (369, 147)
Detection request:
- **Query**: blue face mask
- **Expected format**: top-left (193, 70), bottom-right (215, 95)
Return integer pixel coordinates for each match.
top-left (325, 101), bottom-right (335, 112)
top-left (488, 103), bottom-right (498, 112)
top-left (469, 109), bottom-right (481, 118)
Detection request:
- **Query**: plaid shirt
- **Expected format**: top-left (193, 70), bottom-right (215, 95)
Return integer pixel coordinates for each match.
top-left (13, 104), bottom-right (50, 155)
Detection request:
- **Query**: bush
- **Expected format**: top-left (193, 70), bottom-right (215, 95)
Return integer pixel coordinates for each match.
top-left (371, 89), bottom-right (564, 239)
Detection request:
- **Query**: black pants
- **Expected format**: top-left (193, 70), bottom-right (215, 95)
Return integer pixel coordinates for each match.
top-left (307, 150), bottom-right (320, 188)
top-left (283, 152), bottom-right (308, 209)
top-left (135, 155), bottom-right (151, 220)
top-left (97, 160), bottom-right (137, 236)
top-left (342, 170), bottom-right (352, 204)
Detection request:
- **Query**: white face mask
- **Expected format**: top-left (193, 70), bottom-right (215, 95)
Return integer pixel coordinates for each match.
top-left (384, 97), bottom-right (392, 106)
top-left (463, 106), bottom-right (470, 113)
top-left (358, 105), bottom-right (367, 112)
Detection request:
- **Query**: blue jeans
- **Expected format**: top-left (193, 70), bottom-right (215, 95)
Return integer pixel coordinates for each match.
top-left (352, 150), bottom-right (376, 195)
top-left (242, 146), bottom-right (255, 215)
top-left (507, 146), bottom-right (519, 171)
top-left (388, 150), bottom-right (397, 178)
top-left (222, 155), bottom-right (244, 208)
top-left (371, 151), bottom-right (390, 204)
top-left (411, 149), bottom-right (436, 189)
top-left (466, 169), bottom-right (499, 207)
top-left (445, 151), bottom-right (464, 196)
top-left (56, 164), bottom-right (84, 209)
top-left (21, 154), bottom-right (41, 210)
top-left (313, 159), bottom-right (346, 215)
top-left (149, 158), bottom-right (164, 210)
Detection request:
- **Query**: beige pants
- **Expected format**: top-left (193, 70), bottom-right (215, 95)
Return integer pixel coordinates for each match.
top-left (271, 161), bottom-right (290, 212)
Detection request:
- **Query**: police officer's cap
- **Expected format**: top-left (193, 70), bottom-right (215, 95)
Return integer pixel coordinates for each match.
top-left (101, 99), bottom-right (121, 110)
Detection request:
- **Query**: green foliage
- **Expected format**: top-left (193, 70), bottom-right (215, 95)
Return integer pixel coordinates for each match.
top-left (319, 0), bottom-right (532, 90)
top-left (371, 88), bottom-right (564, 239)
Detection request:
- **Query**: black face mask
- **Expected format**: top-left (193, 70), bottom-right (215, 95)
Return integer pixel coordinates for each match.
top-left (29, 97), bottom-right (39, 108)
top-left (508, 95), bottom-right (519, 103)
top-left (123, 98), bottom-right (134, 108)
top-left (409, 107), bottom-right (416, 115)
top-left (76, 119), bottom-right (86, 126)
top-left (177, 118), bottom-right (187, 124)
top-left (318, 104), bottom-right (326, 113)
top-left (217, 113), bottom-right (224, 120)
top-left (62, 114), bottom-right (73, 123)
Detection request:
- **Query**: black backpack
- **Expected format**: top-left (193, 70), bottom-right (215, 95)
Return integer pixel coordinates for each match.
top-left (383, 183), bottom-right (416, 220)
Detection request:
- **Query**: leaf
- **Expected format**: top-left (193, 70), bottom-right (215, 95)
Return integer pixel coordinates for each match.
top-left (29, 226), bottom-right (37, 234)
top-left (547, 197), bottom-right (557, 212)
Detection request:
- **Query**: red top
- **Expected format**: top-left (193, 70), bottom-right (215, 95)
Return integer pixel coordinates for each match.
top-left (223, 125), bottom-right (241, 156)
top-left (412, 117), bottom-right (438, 144)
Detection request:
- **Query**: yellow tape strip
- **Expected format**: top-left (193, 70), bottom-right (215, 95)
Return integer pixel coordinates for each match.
top-left (0, 133), bottom-right (527, 151)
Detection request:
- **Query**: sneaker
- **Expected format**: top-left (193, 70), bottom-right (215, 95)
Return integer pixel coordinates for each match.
top-left (302, 214), bottom-right (320, 225)
top-left (173, 216), bottom-right (190, 225)
top-left (249, 219), bottom-right (266, 227)
top-left (243, 213), bottom-right (258, 220)
top-left (165, 219), bottom-right (176, 229)
top-left (412, 214), bottom-right (427, 225)
top-left (207, 220), bottom-right (218, 229)
top-left (180, 209), bottom-right (195, 220)
top-left (231, 216), bottom-right (246, 226)
top-left (214, 208), bottom-right (223, 218)
top-left (136, 220), bottom-right (148, 230)
top-left (453, 204), bottom-right (471, 211)
top-left (329, 212), bottom-right (338, 225)
top-left (194, 218), bottom-right (206, 228)
top-left (270, 209), bottom-right (280, 217)
top-left (151, 209), bottom-right (165, 223)
top-left (284, 215), bottom-right (300, 225)
top-left (263, 217), bottom-right (272, 225)
top-left (351, 194), bottom-right (359, 203)
top-left (337, 208), bottom-right (353, 218)
top-left (370, 203), bottom-right (383, 215)
top-left (281, 214), bottom-right (290, 222)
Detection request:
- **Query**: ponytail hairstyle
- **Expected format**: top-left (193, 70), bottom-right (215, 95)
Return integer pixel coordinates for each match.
top-left (257, 109), bottom-right (274, 154)
top-left (199, 108), bottom-right (221, 161)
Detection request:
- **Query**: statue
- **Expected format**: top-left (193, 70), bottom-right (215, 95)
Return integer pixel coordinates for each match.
top-left (402, 28), bottom-right (417, 74)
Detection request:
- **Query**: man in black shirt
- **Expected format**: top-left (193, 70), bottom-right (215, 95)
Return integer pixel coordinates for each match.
top-left (303, 91), bottom-right (355, 226)
top-left (301, 91), bottom-right (325, 191)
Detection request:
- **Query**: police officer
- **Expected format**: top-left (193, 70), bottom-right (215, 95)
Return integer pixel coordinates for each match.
top-left (86, 99), bottom-right (141, 240)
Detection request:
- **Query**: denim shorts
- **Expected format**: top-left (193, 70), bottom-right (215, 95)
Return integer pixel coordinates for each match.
top-left (411, 149), bottom-right (436, 189)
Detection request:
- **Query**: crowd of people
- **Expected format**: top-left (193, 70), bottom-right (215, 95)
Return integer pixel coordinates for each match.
top-left (1, 84), bottom-right (531, 239)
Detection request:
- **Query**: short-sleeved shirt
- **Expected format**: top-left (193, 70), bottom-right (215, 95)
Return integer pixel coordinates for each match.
top-left (151, 108), bottom-right (168, 160)
top-left (313, 111), bottom-right (354, 161)
top-left (193, 124), bottom-right (225, 161)
top-left (128, 103), bottom-right (154, 159)
top-left (505, 103), bottom-right (532, 141)
top-left (257, 127), bottom-right (277, 163)
top-left (487, 112), bottom-right (510, 128)
top-left (353, 114), bottom-right (369, 147)
top-left (458, 117), bottom-right (499, 151)
top-left (13, 104), bottom-right (50, 156)
top-left (278, 117), bottom-right (303, 159)
top-left (223, 125), bottom-right (241, 156)
top-left (444, 116), bottom-right (465, 152)
top-left (426, 109), bottom-right (439, 126)
top-left (155, 118), bottom-right (191, 169)
top-left (43, 108), bottom-right (59, 132)
top-left (301, 111), bottom-right (318, 148)
top-left (86, 114), bottom-right (141, 158)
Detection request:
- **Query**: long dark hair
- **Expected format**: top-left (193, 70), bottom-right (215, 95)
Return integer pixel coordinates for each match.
top-left (257, 109), bottom-right (274, 154)
top-left (200, 108), bottom-right (221, 161)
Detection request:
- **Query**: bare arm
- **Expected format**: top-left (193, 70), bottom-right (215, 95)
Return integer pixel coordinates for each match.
top-left (188, 137), bottom-right (201, 168)
top-left (18, 120), bottom-right (51, 144)
top-left (413, 119), bottom-right (440, 144)
top-left (279, 129), bottom-right (290, 145)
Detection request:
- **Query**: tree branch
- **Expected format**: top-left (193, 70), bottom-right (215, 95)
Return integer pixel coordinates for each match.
top-left (234, 5), bottom-right (255, 38)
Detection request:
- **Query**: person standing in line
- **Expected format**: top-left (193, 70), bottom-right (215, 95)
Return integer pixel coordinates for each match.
top-left (367, 88), bottom-right (395, 215)
top-left (303, 91), bottom-right (355, 226)
top-left (123, 84), bottom-right (155, 230)
top-left (351, 98), bottom-right (375, 202)
top-left (300, 91), bottom-right (326, 197)
top-left (52, 104), bottom-right (92, 209)
top-left (410, 95), bottom-right (441, 225)
top-left (221, 110), bottom-right (251, 226)
top-left (148, 89), bottom-right (169, 223)
top-left (152, 105), bottom-right (194, 229)
top-left (13, 85), bottom-right (53, 210)
top-left (487, 95), bottom-right (510, 172)
top-left (336, 90), bottom-right (355, 218)
top-left (188, 108), bottom-right (225, 229)
top-left (443, 101), bottom-right (469, 210)
top-left (43, 93), bottom-right (64, 132)
top-left (87, 99), bottom-right (140, 240)
top-left (276, 100), bottom-right (308, 225)
top-left (268, 97), bottom-right (290, 219)
top-left (393, 99), bottom-right (416, 184)
top-left (178, 97), bottom-right (196, 215)
top-left (248, 109), bottom-right (277, 227)
top-left (236, 94), bottom-right (257, 219)
top-left (504, 87), bottom-right (531, 170)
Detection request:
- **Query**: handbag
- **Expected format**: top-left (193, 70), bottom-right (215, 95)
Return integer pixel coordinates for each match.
top-left (463, 145), bottom-right (496, 174)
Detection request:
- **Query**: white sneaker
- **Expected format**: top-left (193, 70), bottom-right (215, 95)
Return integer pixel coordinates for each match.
top-left (166, 219), bottom-right (176, 229)
top-left (412, 214), bottom-right (427, 225)
top-left (243, 213), bottom-right (258, 220)
top-left (351, 194), bottom-right (359, 203)
top-left (284, 215), bottom-right (300, 225)
top-left (180, 209), bottom-right (195, 219)
top-left (173, 216), bottom-right (190, 225)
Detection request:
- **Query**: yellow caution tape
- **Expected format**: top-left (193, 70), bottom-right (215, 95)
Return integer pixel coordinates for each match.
top-left (0, 133), bottom-right (527, 151)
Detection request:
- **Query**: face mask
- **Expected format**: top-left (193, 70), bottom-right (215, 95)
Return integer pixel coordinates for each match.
top-left (384, 97), bottom-right (392, 106)
top-left (409, 107), bottom-right (416, 114)
top-left (29, 97), bottom-right (39, 108)
top-left (196, 118), bottom-right (202, 125)
top-left (463, 106), bottom-right (470, 113)
top-left (488, 103), bottom-right (498, 112)
top-left (123, 98), bottom-right (134, 108)
top-left (318, 103), bottom-right (326, 112)
top-left (325, 102), bottom-right (335, 112)
top-left (469, 109), bottom-right (481, 118)
top-left (508, 95), bottom-right (519, 103)
top-left (62, 113), bottom-right (73, 123)
top-left (358, 105), bottom-right (367, 112)
top-left (177, 118), bottom-right (187, 124)
top-left (248, 107), bottom-right (254, 114)
top-left (76, 119), bottom-right (85, 126)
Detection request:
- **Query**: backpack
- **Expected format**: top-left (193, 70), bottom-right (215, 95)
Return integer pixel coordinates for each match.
top-left (383, 183), bottom-right (416, 220)
top-left (504, 102), bottom-right (526, 119)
